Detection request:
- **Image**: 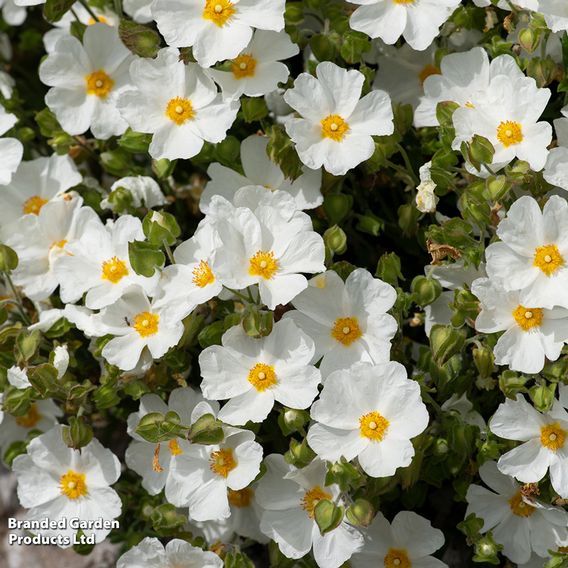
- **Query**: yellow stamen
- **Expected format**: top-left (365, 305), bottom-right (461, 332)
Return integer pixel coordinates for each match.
top-left (101, 256), bottom-right (129, 284)
top-left (192, 260), bottom-right (215, 288)
top-left (301, 486), bottom-right (332, 518)
top-left (508, 491), bottom-right (535, 517)
top-left (359, 411), bottom-right (390, 441)
top-left (203, 0), bottom-right (235, 26)
top-left (232, 54), bottom-right (257, 79)
top-left (247, 362), bottom-right (277, 392)
top-left (321, 115), bottom-right (349, 142)
top-left (152, 444), bottom-right (164, 473)
top-left (496, 120), bottom-right (523, 147)
top-left (14, 404), bottom-right (41, 428)
top-left (534, 244), bottom-right (564, 276)
top-left (331, 316), bottom-right (362, 346)
top-left (228, 488), bottom-right (253, 508)
top-left (59, 470), bottom-right (88, 500)
top-left (512, 305), bottom-right (543, 331)
top-left (384, 548), bottom-right (412, 568)
top-left (249, 250), bottom-right (279, 280)
top-left (418, 64), bottom-right (440, 85)
top-left (168, 439), bottom-right (183, 456)
top-left (22, 195), bottom-right (48, 216)
top-left (132, 311), bottom-right (160, 337)
top-left (540, 423), bottom-right (567, 451)
top-left (165, 97), bottom-right (195, 125)
top-left (85, 70), bottom-right (114, 98)
top-left (210, 448), bottom-right (237, 478)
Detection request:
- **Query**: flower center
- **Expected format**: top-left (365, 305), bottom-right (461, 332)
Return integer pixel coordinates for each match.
top-left (534, 244), bottom-right (564, 276)
top-left (540, 423), bottom-right (567, 451)
top-left (101, 256), bottom-right (129, 284)
top-left (321, 114), bottom-right (350, 142)
top-left (301, 485), bottom-right (332, 519)
top-left (203, 0), bottom-right (235, 26)
top-left (210, 448), bottom-right (237, 478)
top-left (59, 470), bottom-right (88, 500)
top-left (192, 259), bottom-right (215, 288)
top-left (418, 64), bottom-right (440, 85)
top-left (232, 53), bottom-right (257, 79)
top-left (331, 316), bottom-right (363, 346)
top-left (85, 70), bottom-right (114, 98)
top-left (132, 311), bottom-right (160, 337)
top-left (14, 403), bottom-right (41, 428)
top-left (168, 439), bottom-right (183, 456)
top-left (22, 195), bottom-right (48, 216)
top-left (249, 250), bottom-right (279, 279)
top-left (512, 305), bottom-right (543, 332)
top-left (87, 15), bottom-right (110, 25)
top-left (508, 491), bottom-right (536, 518)
top-left (496, 121), bottom-right (523, 147)
top-left (360, 411), bottom-right (390, 441)
top-left (247, 362), bottom-right (277, 392)
top-left (166, 97), bottom-right (195, 125)
top-left (384, 548), bottom-right (412, 568)
top-left (228, 488), bottom-right (253, 508)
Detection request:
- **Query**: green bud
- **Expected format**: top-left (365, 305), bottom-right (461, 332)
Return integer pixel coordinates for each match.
top-left (285, 2), bottom-right (304, 24)
top-left (433, 437), bottom-right (449, 457)
top-left (93, 381), bottom-right (121, 410)
top-left (62, 416), bottom-right (93, 449)
top-left (241, 97), bottom-right (269, 123)
top-left (324, 225), bottom-right (347, 255)
top-left (314, 499), bottom-right (344, 535)
top-left (15, 330), bottom-right (42, 364)
top-left (152, 158), bottom-right (177, 179)
top-left (136, 411), bottom-right (186, 443)
top-left (150, 503), bottom-right (187, 531)
top-left (107, 186), bottom-right (134, 214)
top-left (278, 408), bottom-right (310, 435)
top-left (118, 129), bottom-right (152, 153)
top-left (216, 135), bottom-right (241, 164)
top-left (527, 56), bottom-right (556, 87)
top-left (467, 135), bottom-right (495, 169)
top-left (142, 210), bottom-right (181, 247)
top-left (310, 34), bottom-right (337, 62)
top-left (198, 320), bottom-right (225, 348)
top-left (326, 460), bottom-right (364, 492)
top-left (460, 191), bottom-right (491, 226)
top-left (499, 370), bottom-right (528, 398)
top-left (529, 382), bottom-right (556, 412)
top-left (128, 240), bottom-right (165, 277)
top-left (2, 388), bottom-right (32, 416)
top-left (285, 438), bottom-right (315, 468)
top-left (35, 108), bottom-right (61, 138)
top-left (355, 213), bottom-right (383, 237)
top-left (376, 252), bottom-right (404, 286)
top-left (188, 413), bottom-right (224, 445)
top-left (518, 27), bottom-right (540, 53)
top-left (340, 31), bottom-right (370, 64)
top-left (485, 175), bottom-right (511, 201)
top-left (345, 499), bottom-right (374, 527)
top-left (397, 203), bottom-right (420, 237)
top-left (473, 345), bottom-right (494, 378)
top-left (324, 194), bottom-right (353, 225)
top-left (429, 325), bottom-right (466, 366)
top-left (0, 244), bottom-right (18, 272)
top-left (3, 440), bottom-right (28, 467)
top-left (436, 101), bottom-right (459, 127)
top-left (224, 550), bottom-right (256, 568)
top-left (100, 149), bottom-right (131, 177)
top-left (473, 534), bottom-right (502, 564)
top-left (43, 0), bottom-right (76, 23)
top-left (27, 364), bottom-right (59, 398)
top-left (411, 276), bottom-right (442, 307)
top-left (242, 309), bottom-right (273, 338)
top-left (118, 19), bottom-right (161, 59)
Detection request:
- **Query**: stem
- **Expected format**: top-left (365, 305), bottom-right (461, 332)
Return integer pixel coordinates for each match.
top-left (396, 143), bottom-right (420, 185)
top-left (3, 272), bottom-right (31, 325)
top-left (222, 286), bottom-right (252, 303)
top-left (79, 0), bottom-right (100, 23)
top-left (163, 241), bottom-right (175, 265)
top-left (385, 160), bottom-right (416, 188)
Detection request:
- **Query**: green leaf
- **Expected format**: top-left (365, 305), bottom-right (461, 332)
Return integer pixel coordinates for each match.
top-left (43, 0), bottom-right (76, 23)
top-left (128, 240), bottom-right (165, 277)
top-left (241, 97), bottom-right (269, 123)
top-left (118, 19), bottom-right (161, 58)
top-left (0, 244), bottom-right (18, 272)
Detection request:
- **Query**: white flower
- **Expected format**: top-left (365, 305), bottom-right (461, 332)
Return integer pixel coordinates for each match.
top-left (0, 106), bottom-right (23, 185)
top-left (472, 0), bottom-right (537, 9)
top-left (89, 287), bottom-right (185, 371)
top-left (117, 537), bottom-right (223, 568)
top-left (0, 69), bottom-right (15, 98)
top-left (284, 269), bottom-right (397, 378)
top-left (7, 365), bottom-right (30, 389)
top-left (6, 196), bottom-right (99, 302)
top-left (12, 425), bottom-right (121, 547)
top-left (199, 319), bottom-right (321, 425)
top-left (538, 1), bottom-right (568, 34)
top-left (307, 362), bottom-right (428, 477)
top-left (117, 48), bottom-right (239, 160)
top-left (52, 344), bottom-right (70, 378)
top-left (54, 214), bottom-right (158, 309)
top-left (0, 153), bottom-right (82, 234)
top-left (201, 134), bottom-right (322, 213)
top-left (415, 161), bottom-right (439, 213)
top-left (125, 387), bottom-right (219, 503)
top-left (100, 176), bottom-right (167, 212)
top-left (169, 426), bottom-right (263, 521)
top-left (472, 277), bottom-right (568, 374)
top-left (256, 455), bottom-right (363, 568)
top-left (152, 0), bottom-right (286, 68)
top-left (283, 62), bottom-right (394, 176)
top-left (0, 0), bottom-right (26, 25)
top-left (207, 190), bottom-right (325, 310)
top-left (466, 460), bottom-right (568, 564)
top-left (544, 106), bottom-right (568, 191)
top-left (209, 30), bottom-right (298, 100)
top-left (351, 511), bottom-right (447, 568)
top-left (39, 24), bottom-right (132, 139)
top-left (123, 0), bottom-right (154, 23)
top-left (490, 395), bottom-right (568, 498)
top-left (347, 0), bottom-right (461, 51)
top-left (485, 195), bottom-right (568, 309)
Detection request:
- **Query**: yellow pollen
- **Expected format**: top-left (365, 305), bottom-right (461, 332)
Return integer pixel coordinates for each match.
top-left (168, 439), bottom-right (183, 456)
top-left (512, 305), bottom-right (543, 331)
top-left (50, 239), bottom-right (68, 251)
top-left (87, 15), bottom-right (110, 25)
top-left (360, 411), bottom-right (390, 441)
top-left (496, 120), bottom-right (523, 147)
top-left (232, 53), bottom-right (257, 79)
top-left (59, 470), bottom-right (88, 500)
top-left (465, 101), bottom-right (475, 109)
top-left (508, 491), bottom-right (536, 518)
top-left (132, 311), bottom-right (160, 337)
top-left (152, 444), bottom-right (164, 473)
top-left (166, 97), bottom-right (195, 125)
top-left (203, 0), bottom-right (235, 26)
top-left (192, 260), bottom-right (215, 288)
top-left (540, 423), bottom-right (567, 451)
top-left (321, 114), bottom-right (349, 142)
top-left (418, 64), bottom-right (440, 85)
top-left (210, 448), bottom-right (237, 478)
top-left (22, 195), bottom-right (48, 215)
top-left (228, 488), bottom-right (253, 508)
top-left (85, 70), bottom-right (114, 98)
top-left (101, 256), bottom-right (129, 284)
top-left (534, 244), bottom-right (564, 276)
top-left (331, 317), bottom-right (362, 346)
top-left (247, 362), bottom-right (277, 392)
top-left (14, 404), bottom-right (41, 428)
top-left (301, 486), bottom-right (332, 519)
top-left (249, 250), bottom-right (279, 280)
top-left (384, 548), bottom-right (411, 568)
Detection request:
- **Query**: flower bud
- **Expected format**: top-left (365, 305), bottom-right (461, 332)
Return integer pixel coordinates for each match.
top-left (314, 499), bottom-right (344, 535)
top-left (376, 252), bottom-right (404, 286)
top-left (486, 175), bottom-right (511, 201)
top-left (346, 499), bottom-right (374, 527)
top-left (285, 438), bottom-right (315, 468)
top-left (242, 309), bottom-right (273, 338)
top-left (62, 416), bottom-right (93, 449)
top-left (529, 382), bottom-right (556, 412)
top-left (473, 345), bottom-right (494, 379)
top-left (518, 27), bottom-right (540, 53)
top-left (189, 413), bottom-right (224, 445)
top-left (324, 225), bottom-right (347, 255)
top-left (411, 276), bottom-right (442, 307)
top-left (324, 194), bottom-right (353, 225)
top-left (279, 408), bottom-right (310, 435)
top-left (429, 325), bottom-right (466, 366)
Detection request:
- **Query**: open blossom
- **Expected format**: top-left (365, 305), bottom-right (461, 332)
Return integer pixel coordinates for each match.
top-left (284, 269), bottom-right (397, 378)
top-left (199, 319), bottom-right (321, 425)
top-left (39, 24), bottom-right (131, 139)
top-left (347, 0), bottom-right (461, 51)
top-left (117, 48), bottom-right (239, 160)
top-left (201, 134), bottom-right (322, 213)
top-left (0, 106), bottom-right (22, 185)
top-left (472, 277), bottom-right (568, 373)
top-left (490, 395), bottom-right (568, 498)
top-left (256, 455), bottom-right (364, 568)
top-left (284, 62), bottom-right (394, 176)
top-left (12, 425), bottom-right (121, 548)
top-left (466, 460), bottom-right (568, 564)
top-left (307, 362), bottom-right (429, 477)
top-left (152, 0), bottom-right (286, 68)
top-left (485, 195), bottom-right (568, 309)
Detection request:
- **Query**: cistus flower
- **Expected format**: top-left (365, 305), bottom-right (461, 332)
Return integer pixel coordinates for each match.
top-left (0, 106), bottom-right (22, 185)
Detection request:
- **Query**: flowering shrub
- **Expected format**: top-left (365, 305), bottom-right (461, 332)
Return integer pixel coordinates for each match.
top-left (3, 0), bottom-right (568, 567)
